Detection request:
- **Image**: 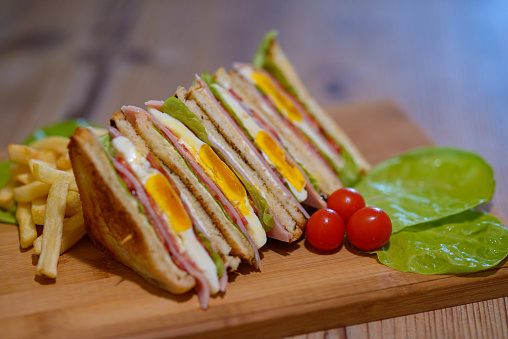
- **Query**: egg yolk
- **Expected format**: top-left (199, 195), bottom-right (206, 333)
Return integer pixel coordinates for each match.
top-left (251, 71), bottom-right (303, 123)
top-left (145, 173), bottom-right (191, 232)
top-left (255, 130), bottom-right (305, 192)
top-left (198, 144), bottom-right (250, 215)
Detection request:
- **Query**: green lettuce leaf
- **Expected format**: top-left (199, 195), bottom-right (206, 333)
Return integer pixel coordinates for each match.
top-left (354, 147), bottom-right (495, 233)
top-left (98, 131), bottom-right (147, 215)
top-left (200, 72), bottom-right (214, 87)
top-left (252, 30), bottom-right (277, 69)
top-left (0, 160), bottom-right (10, 190)
top-left (195, 228), bottom-right (225, 277)
top-left (253, 30), bottom-right (300, 100)
top-left (0, 160), bottom-right (16, 223)
top-left (161, 97), bottom-right (213, 146)
top-left (373, 210), bottom-right (508, 274)
top-left (298, 161), bottom-right (321, 193)
top-left (98, 133), bottom-right (115, 157)
top-left (235, 172), bottom-right (274, 232)
top-left (23, 118), bottom-right (100, 145)
top-left (0, 205), bottom-right (17, 224)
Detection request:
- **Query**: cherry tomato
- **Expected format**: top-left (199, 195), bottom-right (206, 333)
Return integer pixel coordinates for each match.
top-left (306, 209), bottom-right (345, 251)
top-left (327, 187), bottom-right (366, 223)
top-left (347, 207), bottom-right (392, 251)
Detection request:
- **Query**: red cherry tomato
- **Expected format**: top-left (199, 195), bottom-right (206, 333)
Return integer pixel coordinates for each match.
top-left (327, 187), bottom-right (366, 223)
top-left (347, 207), bottom-right (392, 251)
top-left (306, 209), bottom-right (345, 251)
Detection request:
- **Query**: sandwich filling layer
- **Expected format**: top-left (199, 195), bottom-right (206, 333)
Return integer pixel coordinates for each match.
top-left (186, 80), bottom-right (307, 241)
top-left (210, 83), bottom-right (307, 203)
top-left (212, 69), bottom-right (327, 209)
top-left (222, 68), bottom-right (342, 196)
top-left (106, 127), bottom-right (223, 308)
top-left (237, 65), bottom-right (345, 181)
top-left (146, 107), bottom-right (267, 250)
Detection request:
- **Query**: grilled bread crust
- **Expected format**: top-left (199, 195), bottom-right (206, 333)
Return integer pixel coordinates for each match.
top-left (69, 127), bottom-right (195, 294)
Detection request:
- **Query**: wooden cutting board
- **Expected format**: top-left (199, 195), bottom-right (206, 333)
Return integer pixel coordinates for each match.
top-left (0, 102), bottom-right (507, 339)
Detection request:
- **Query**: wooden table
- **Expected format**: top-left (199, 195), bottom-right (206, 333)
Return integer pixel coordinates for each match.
top-left (1, 1), bottom-right (507, 337)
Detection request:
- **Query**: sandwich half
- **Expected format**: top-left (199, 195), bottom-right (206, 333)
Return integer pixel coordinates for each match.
top-left (201, 70), bottom-right (326, 211)
top-left (252, 30), bottom-right (370, 186)
top-left (181, 82), bottom-right (310, 243)
top-left (211, 67), bottom-right (342, 197)
top-left (70, 125), bottom-right (231, 308)
top-left (125, 101), bottom-right (265, 266)
top-left (113, 109), bottom-right (254, 267)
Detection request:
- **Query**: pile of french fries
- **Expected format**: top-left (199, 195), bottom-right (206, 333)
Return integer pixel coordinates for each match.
top-left (1, 136), bottom-right (86, 279)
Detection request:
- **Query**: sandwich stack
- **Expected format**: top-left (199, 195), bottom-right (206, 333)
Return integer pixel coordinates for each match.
top-left (69, 31), bottom-right (370, 308)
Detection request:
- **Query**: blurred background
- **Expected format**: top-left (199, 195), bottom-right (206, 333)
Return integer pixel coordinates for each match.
top-left (0, 0), bottom-right (507, 335)
top-left (2, 0), bottom-right (507, 209)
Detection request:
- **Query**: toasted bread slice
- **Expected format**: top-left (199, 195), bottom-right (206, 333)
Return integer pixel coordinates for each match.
top-left (253, 32), bottom-right (370, 180)
top-left (112, 109), bottom-right (249, 269)
top-left (69, 127), bottom-right (195, 294)
top-left (180, 84), bottom-right (306, 242)
top-left (214, 68), bottom-right (342, 197)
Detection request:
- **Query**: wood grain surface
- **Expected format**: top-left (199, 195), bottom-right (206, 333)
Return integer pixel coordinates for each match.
top-left (0, 102), bottom-right (507, 339)
top-left (0, 1), bottom-right (507, 338)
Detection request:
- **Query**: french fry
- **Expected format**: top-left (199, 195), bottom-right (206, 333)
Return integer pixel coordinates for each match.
top-left (29, 136), bottom-right (69, 155)
top-left (33, 235), bottom-right (42, 255)
top-left (65, 190), bottom-right (82, 217)
top-left (8, 144), bottom-right (37, 165)
top-left (56, 153), bottom-right (72, 171)
top-left (36, 175), bottom-right (69, 278)
top-left (0, 181), bottom-right (15, 210)
top-left (13, 181), bottom-right (51, 202)
top-left (8, 136), bottom-right (84, 276)
top-left (15, 172), bottom-right (35, 185)
top-left (30, 160), bottom-right (78, 191)
top-left (31, 197), bottom-right (47, 225)
top-left (33, 211), bottom-right (86, 256)
top-left (16, 202), bottom-right (37, 249)
top-left (28, 159), bottom-right (56, 172)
